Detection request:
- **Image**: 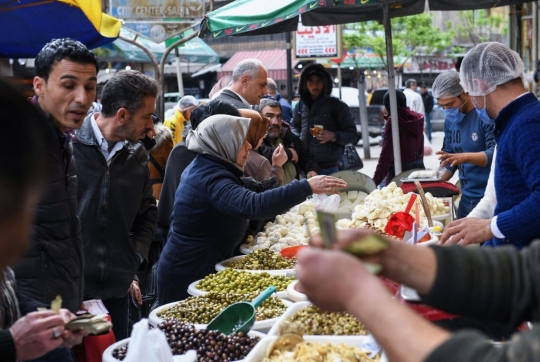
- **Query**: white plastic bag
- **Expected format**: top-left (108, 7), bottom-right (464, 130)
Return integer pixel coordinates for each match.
top-left (320, 194), bottom-right (341, 213)
top-left (123, 319), bottom-right (182, 362)
top-left (312, 193), bottom-right (328, 210)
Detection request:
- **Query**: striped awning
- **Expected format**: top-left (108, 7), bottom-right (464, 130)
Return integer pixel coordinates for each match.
top-left (218, 49), bottom-right (298, 81)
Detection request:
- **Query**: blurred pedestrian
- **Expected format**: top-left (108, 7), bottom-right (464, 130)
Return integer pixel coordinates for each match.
top-left (266, 78), bottom-right (293, 122)
top-left (163, 95), bottom-right (199, 145)
top-left (403, 79), bottom-right (425, 115)
top-left (420, 84), bottom-right (434, 141)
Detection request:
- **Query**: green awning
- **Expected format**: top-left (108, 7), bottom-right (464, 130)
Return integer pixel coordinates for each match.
top-left (93, 27), bottom-right (219, 64)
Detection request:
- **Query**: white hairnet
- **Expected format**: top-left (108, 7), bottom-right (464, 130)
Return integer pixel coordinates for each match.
top-left (432, 71), bottom-right (463, 99)
top-left (459, 42), bottom-right (525, 96)
top-left (176, 95), bottom-right (199, 111)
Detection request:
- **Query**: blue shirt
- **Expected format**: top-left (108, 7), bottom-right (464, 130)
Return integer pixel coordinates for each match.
top-left (442, 109), bottom-right (495, 199)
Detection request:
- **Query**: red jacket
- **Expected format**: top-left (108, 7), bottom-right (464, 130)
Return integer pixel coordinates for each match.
top-left (373, 108), bottom-right (424, 185)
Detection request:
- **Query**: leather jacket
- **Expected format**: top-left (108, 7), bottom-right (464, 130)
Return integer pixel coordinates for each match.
top-left (73, 115), bottom-right (157, 299)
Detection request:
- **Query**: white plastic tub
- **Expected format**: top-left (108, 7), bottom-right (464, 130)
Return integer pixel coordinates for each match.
top-left (149, 299), bottom-right (294, 331)
top-left (187, 280), bottom-right (289, 299)
top-left (215, 255), bottom-right (295, 276)
top-left (103, 330), bottom-right (266, 362)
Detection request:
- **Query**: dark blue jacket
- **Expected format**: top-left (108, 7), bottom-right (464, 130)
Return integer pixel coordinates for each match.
top-left (73, 116), bottom-right (157, 299)
top-left (157, 154), bottom-right (312, 303)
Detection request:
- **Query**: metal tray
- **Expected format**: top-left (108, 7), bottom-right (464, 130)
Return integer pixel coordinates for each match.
top-left (400, 177), bottom-right (441, 183)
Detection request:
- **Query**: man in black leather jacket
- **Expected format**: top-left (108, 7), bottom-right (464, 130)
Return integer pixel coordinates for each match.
top-left (13, 38), bottom-right (98, 362)
top-left (73, 70), bottom-right (157, 340)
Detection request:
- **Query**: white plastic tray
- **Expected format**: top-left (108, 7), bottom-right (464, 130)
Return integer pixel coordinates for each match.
top-left (103, 330), bottom-right (266, 362)
top-left (239, 244), bottom-right (254, 254)
top-left (149, 299), bottom-right (294, 331)
top-left (215, 255), bottom-right (295, 276)
top-left (243, 335), bottom-right (388, 362)
top-left (268, 301), bottom-right (370, 337)
top-left (188, 280), bottom-right (289, 299)
top-left (286, 280), bottom-right (309, 302)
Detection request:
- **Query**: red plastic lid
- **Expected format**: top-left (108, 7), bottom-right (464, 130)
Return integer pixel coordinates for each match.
top-left (280, 245), bottom-right (307, 259)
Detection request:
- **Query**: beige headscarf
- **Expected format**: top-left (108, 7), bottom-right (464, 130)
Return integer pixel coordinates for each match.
top-left (186, 114), bottom-right (251, 171)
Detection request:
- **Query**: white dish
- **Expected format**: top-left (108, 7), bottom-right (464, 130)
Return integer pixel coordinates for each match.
top-left (432, 213), bottom-right (451, 221)
top-left (187, 280), bottom-right (289, 299)
top-left (215, 255), bottom-right (295, 276)
top-left (239, 244), bottom-right (254, 254)
top-left (243, 335), bottom-right (388, 362)
top-left (416, 233), bottom-right (439, 246)
top-left (149, 299), bottom-right (294, 331)
top-left (103, 330), bottom-right (266, 362)
top-left (286, 280), bottom-right (309, 302)
top-left (268, 301), bottom-right (370, 337)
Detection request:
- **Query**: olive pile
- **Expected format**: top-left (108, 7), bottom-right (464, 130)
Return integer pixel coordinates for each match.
top-left (286, 305), bottom-right (369, 335)
top-left (112, 320), bottom-right (260, 361)
top-left (196, 269), bottom-right (294, 294)
top-left (225, 249), bottom-right (296, 270)
top-left (157, 292), bottom-right (287, 324)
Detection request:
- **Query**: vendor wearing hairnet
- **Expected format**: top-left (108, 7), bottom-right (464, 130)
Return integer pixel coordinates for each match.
top-left (440, 42), bottom-right (540, 249)
top-left (164, 95), bottom-right (200, 145)
top-left (433, 70), bottom-right (495, 219)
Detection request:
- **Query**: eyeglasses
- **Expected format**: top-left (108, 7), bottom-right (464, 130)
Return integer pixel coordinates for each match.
top-left (264, 113), bottom-right (283, 121)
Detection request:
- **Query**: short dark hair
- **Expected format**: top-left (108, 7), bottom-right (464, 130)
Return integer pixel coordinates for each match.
top-left (35, 38), bottom-right (99, 81)
top-left (383, 89), bottom-right (407, 113)
top-left (0, 79), bottom-right (50, 220)
top-left (100, 70), bottom-right (159, 117)
top-left (259, 98), bottom-right (282, 112)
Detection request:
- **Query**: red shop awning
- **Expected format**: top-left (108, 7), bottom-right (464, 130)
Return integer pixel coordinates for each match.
top-left (218, 49), bottom-right (298, 81)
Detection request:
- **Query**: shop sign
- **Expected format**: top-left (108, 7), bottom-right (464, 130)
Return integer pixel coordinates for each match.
top-left (109, 0), bottom-right (205, 19)
top-left (295, 21), bottom-right (342, 60)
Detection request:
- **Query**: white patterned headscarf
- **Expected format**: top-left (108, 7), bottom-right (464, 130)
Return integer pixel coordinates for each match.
top-left (186, 114), bottom-right (250, 172)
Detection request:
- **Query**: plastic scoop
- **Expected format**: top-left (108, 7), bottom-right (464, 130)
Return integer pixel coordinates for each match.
top-left (384, 194), bottom-right (417, 239)
top-left (206, 286), bottom-right (276, 335)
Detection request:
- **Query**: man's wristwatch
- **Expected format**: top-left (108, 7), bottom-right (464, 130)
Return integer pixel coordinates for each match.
top-left (331, 132), bottom-right (337, 142)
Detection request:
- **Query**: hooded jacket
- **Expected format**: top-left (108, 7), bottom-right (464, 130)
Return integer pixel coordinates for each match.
top-left (73, 114), bottom-right (157, 299)
top-left (373, 107), bottom-right (425, 185)
top-left (291, 63), bottom-right (358, 168)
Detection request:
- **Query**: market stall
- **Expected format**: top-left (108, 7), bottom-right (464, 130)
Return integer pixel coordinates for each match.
top-left (105, 173), bottom-right (466, 361)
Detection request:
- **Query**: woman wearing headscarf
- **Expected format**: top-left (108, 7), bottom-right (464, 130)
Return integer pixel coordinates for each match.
top-left (157, 115), bottom-right (347, 303)
top-left (241, 109), bottom-right (287, 184)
